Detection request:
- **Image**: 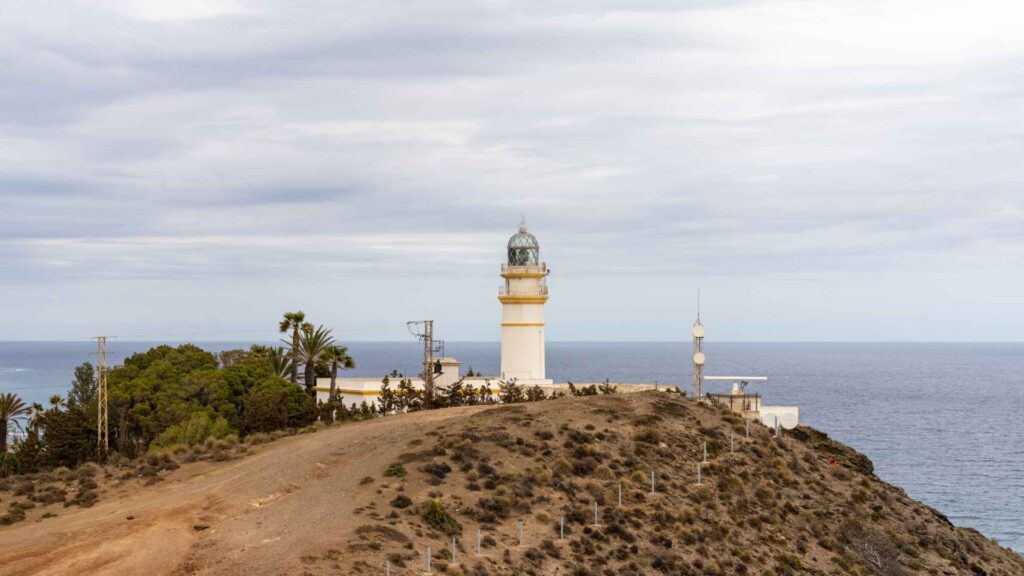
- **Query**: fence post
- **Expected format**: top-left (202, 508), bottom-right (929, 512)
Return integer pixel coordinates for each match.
top-left (745, 419), bottom-right (750, 438)
top-left (386, 558), bottom-right (390, 576)
top-left (730, 431), bottom-right (734, 453)
top-left (593, 501), bottom-right (599, 526)
top-left (618, 482), bottom-right (622, 507)
top-left (650, 469), bottom-right (655, 494)
top-left (452, 536), bottom-right (457, 564)
top-left (697, 462), bottom-right (702, 485)
top-left (476, 527), bottom-right (481, 554)
top-left (560, 516), bottom-right (564, 540)
top-left (519, 520), bottom-right (525, 546)
top-left (426, 546), bottom-right (431, 573)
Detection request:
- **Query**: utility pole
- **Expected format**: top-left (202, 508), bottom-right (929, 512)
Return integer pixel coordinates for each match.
top-left (93, 336), bottom-right (110, 455)
top-left (407, 321), bottom-right (444, 408)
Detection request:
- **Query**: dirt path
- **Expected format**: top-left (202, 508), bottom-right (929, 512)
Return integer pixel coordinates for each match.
top-left (0, 405), bottom-right (487, 576)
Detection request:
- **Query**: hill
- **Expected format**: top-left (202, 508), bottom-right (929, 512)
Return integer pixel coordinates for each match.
top-left (1, 391), bottom-right (1021, 575)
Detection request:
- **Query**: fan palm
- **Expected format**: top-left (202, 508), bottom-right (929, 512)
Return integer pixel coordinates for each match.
top-left (278, 311), bottom-right (306, 384)
top-left (1, 392), bottom-right (30, 452)
top-left (49, 395), bottom-right (65, 410)
top-left (323, 345), bottom-right (355, 399)
top-left (296, 324), bottom-right (335, 396)
top-left (27, 402), bottom-right (46, 434)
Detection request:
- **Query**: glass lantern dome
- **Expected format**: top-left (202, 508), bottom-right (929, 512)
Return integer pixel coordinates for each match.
top-left (507, 221), bottom-right (540, 266)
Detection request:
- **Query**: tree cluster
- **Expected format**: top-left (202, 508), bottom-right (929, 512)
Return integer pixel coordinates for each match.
top-left (2, 344), bottom-right (319, 477)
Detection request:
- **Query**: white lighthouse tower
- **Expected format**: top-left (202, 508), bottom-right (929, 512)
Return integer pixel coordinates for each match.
top-left (499, 220), bottom-right (552, 384)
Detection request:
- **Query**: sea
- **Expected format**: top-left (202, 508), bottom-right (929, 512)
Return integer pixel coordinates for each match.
top-left (1, 341), bottom-right (1021, 554)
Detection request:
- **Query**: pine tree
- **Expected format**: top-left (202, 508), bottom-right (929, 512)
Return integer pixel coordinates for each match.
top-left (378, 376), bottom-right (397, 415)
top-left (498, 379), bottom-right (525, 404)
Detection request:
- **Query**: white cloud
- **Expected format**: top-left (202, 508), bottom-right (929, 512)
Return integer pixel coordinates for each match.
top-left (96, 0), bottom-right (253, 21)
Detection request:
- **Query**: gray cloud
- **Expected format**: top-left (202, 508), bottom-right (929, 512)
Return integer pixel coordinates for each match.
top-left (1, 0), bottom-right (1023, 340)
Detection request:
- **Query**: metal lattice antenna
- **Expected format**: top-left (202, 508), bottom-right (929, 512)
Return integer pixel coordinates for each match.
top-left (697, 289), bottom-right (701, 322)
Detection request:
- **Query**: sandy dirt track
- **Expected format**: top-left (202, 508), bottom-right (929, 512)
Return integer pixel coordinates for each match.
top-left (0, 405), bottom-right (487, 576)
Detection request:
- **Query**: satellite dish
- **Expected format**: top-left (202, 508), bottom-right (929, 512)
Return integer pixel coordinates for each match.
top-left (692, 324), bottom-right (704, 338)
top-left (693, 352), bottom-right (705, 365)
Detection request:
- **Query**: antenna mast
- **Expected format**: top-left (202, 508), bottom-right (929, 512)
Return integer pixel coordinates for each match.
top-left (691, 295), bottom-right (705, 402)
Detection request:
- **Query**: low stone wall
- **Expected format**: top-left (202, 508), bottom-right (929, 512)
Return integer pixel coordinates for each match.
top-left (314, 377), bottom-right (675, 408)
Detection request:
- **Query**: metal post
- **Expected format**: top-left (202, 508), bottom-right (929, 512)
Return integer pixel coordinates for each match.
top-left (593, 501), bottom-right (599, 525)
top-left (386, 559), bottom-right (390, 576)
top-left (476, 527), bottom-right (481, 554)
top-left (617, 482), bottom-right (622, 507)
top-left (426, 547), bottom-right (431, 573)
top-left (697, 462), bottom-right (702, 485)
top-left (519, 520), bottom-right (524, 546)
top-left (745, 419), bottom-right (750, 438)
top-left (559, 516), bottom-right (564, 540)
top-left (650, 469), bottom-right (655, 494)
top-left (452, 536), bottom-right (457, 563)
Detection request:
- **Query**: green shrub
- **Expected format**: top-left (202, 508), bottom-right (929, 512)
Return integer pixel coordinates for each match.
top-left (384, 463), bottom-right (407, 478)
top-left (421, 499), bottom-right (461, 535)
top-left (153, 412), bottom-right (232, 448)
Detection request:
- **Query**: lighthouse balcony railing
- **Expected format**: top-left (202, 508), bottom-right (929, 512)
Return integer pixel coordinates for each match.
top-left (499, 285), bottom-right (548, 296)
top-left (501, 263), bottom-right (548, 275)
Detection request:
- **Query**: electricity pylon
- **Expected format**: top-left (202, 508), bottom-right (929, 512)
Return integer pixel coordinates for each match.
top-left (93, 336), bottom-right (110, 454)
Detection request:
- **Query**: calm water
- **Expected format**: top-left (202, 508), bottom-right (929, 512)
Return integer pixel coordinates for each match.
top-left (1, 341), bottom-right (1022, 553)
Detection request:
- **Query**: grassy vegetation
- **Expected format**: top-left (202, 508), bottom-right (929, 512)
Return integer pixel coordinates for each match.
top-left (339, 392), bottom-right (1024, 576)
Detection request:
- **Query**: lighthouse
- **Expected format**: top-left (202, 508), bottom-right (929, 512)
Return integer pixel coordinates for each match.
top-left (499, 220), bottom-right (551, 384)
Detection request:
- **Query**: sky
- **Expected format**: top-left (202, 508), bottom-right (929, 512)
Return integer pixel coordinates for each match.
top-left (1, 0), bottom-right (1023, 342)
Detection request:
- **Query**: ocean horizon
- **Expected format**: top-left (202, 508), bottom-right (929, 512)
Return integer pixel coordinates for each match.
top-left (2, 340), bottom-right (1022, 554)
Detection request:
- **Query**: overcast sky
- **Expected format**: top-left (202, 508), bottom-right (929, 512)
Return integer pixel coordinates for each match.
top-left (1, 0), bottom-right (1022, 342)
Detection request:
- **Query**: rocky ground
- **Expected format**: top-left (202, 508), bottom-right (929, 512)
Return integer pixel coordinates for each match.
top-left (1, 391), bottom-right (1021, 576)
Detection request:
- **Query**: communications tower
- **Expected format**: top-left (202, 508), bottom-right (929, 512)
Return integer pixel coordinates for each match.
top-left (692, 307), bottom-right (705, 401)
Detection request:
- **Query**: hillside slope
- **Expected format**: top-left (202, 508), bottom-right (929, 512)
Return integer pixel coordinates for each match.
top-left (1, 392), bottom-right (1021, 576)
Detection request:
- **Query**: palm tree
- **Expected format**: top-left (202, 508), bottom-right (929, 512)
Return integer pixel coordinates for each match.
top-left (323, 345), bottom-right (355, 398)
top-left (278, 311), bottom-right (306, 384)
top-left (297, 324), bottom-right (335, 396)
top-left (49, 395), bottom-right (65, 410)
top-left (0, 392), bottom-right (30, 452)
top-left (27, 402), bottom-right (45, 435)
top-left (265, 346), bottom-right (294, 379)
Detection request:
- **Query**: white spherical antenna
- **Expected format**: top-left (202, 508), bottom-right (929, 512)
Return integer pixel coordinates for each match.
top-left (693, 352), bottom-right (705, 365)
top-left (692, 324), bottom-right (704, 338)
